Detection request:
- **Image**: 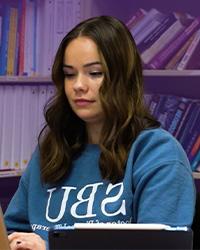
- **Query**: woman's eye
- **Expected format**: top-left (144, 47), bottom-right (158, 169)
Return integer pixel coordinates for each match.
top-left (90, 72), bottom-right (103, 78)
top-left (64, 73), bottom-right (75, 79)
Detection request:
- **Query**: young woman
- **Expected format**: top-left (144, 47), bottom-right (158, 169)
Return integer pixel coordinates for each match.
top-left (5, 16), bottom-right (195, 250)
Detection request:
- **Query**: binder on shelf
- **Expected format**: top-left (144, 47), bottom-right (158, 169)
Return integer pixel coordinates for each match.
top-left (37, 85), bottom-right (47, 137)
top-left (10, 85), bottom-right (23, 170)
top-left (29, 85), bottom-right (39, 152)
top-left (0, 85), bottom-right (14, 170)
top-left (20, 85), bottom-right (32, 171)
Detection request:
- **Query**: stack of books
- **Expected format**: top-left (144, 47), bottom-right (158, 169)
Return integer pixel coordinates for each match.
top-left (127, 8), bottom-right (200, 70)
top-left (144, 93), bottom-right (200, 171)
top-left (0, 0), bottom-right (82, 77)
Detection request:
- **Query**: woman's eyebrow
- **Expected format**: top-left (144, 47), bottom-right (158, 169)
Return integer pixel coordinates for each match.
top-left (63, 61), bottom-right (102, 69)
top-left (63, 64), bottom-right (73, 69)
top-left (83, 61), bottom-right (102, 67)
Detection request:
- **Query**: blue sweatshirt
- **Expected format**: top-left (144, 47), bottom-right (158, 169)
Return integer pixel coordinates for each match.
top-left (4, 128), bottom-right (195, 242)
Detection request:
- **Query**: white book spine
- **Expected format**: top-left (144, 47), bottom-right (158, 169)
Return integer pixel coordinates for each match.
top-left (20, 86), bottom-right (32, 170)
top-left (29, 86), bottom-right (39, 152)
top-left (24, 0), bottom-right (35, 76)
top-left (135, 17), bottom-right (162, 45)
top-left (35, 0), bottom-right (45, 76)
top-left (130, 8), bottom-right (161, 37)
top-left (0, 86), bottom-right (14, 170)
top-left (42, 0), bottom-right (54, 76)
top-left (64, 0), bottom-right (81, 35)
top-left (37, 85), bottom-right (47, 137)
top-left (11, 86), bottom-right (23, 170)
top-left (53, 0), bottom-right (65, 59)
top-left (0, 85), bottom-right (5, 168)
top-left (177, 29), bottom-right (200, 70)
top-left (141, 20), bottom-right (184, 65)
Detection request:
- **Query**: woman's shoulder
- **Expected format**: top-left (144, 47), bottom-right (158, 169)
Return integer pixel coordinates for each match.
top-left (129, 127), bottom-right (189, 165)
top-left (137, 127), bottom-right (181, 149)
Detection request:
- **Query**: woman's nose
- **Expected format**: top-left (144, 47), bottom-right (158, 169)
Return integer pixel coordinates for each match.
top-left (73, 74), bottom-right (88, 92)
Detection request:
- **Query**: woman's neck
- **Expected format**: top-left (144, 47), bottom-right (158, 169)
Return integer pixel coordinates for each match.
top-left (86, 123), bottom-right (103, 144)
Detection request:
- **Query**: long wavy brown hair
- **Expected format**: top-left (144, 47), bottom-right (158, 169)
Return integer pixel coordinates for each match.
top-left (38, 16), bottom-right (160, 184)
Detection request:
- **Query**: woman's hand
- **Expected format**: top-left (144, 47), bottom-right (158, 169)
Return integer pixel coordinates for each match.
top-left (8, 232), bottom-right (46, 250)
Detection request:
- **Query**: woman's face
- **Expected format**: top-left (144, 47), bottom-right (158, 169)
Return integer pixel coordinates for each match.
top-left (63, 36), bottom-right (105, 126)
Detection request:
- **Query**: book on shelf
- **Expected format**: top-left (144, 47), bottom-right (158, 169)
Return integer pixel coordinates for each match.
top-left (52, 0), bottom-right (65, 61)
top-left (18, 0), bottom-right (26, 75)
top-left (20, 85), bottom-right (33, 171)
top-left (37, 85), bottom-right (47, 135)
top-left (148, 94), bottom-right (161, 117)
top-left (23, 0), bottom-right (36, 76)
top-left (0, 11), bottom-right (2, 47)
top-left (65, 0), bottom-right (82, 31)
top-left (191, 150), bottom-right (200, 171)
top-left (137, 12), bottom-right (177, 54)
top-left (141, 18), bottom-right (186, 65)
top-left (177, 29), bottom-right (200, 70)
top-left (167, 97), bottom-right (191, 136)
top-left (165, 35), bottom-right (194, 69)
top-left (134, 10), bottom-right (167, 46)
top-left (145, 93), bottom-right (200, 169)
top-left (144, 93), bottom-right (153, 107)
top-left (186, 129), bottom-right (200, 168)
top-left (130, 8), bottom-right (163, 38)
top-left (185, 34), bottom-right (200, 69)
top-left (189, 135), bottom-right (200, 164)
top-left (155, 95), bottom-right (188, 132)
top-left (29, 86), bottom-right (39, 151)
top-left (178, 103), bottom-right (200, 155)
top-left (148, 16), bottom-right (200, 69)
top-left (37, 0), bottom-right (82, 76)
top-left (0, 4), bottom-right (10, 75)
top-left (6, 7), bottom-right (18, 75)
top-left (41, 0), bottom-right (54, 76)
top-left (0, 85), bottom-right (14, 170)
top-left (175, 101), bottom-right (199, 140)
top-left (10, 85), bottom-right (23, 170)
top-left (0, 85), bottom-right (4, 168)
top-left (126, 8), bottom-right (146, 30)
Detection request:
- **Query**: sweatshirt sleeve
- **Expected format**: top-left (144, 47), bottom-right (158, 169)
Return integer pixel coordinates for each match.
top-left (4, 175), bottom-right (32, 232)
top-left (132, 129), bottom-right (196, 227)
top-left (134, 161), bottom-right (196, 226)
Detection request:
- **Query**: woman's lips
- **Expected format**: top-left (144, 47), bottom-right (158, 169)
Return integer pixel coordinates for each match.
top-left (74, 99), bottom-right (95, 107)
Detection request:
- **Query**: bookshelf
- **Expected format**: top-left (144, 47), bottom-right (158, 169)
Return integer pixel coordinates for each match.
top-left (0, 76), bottom-right (51, 84)
top-left (0, 0), bottom-right (200, 210)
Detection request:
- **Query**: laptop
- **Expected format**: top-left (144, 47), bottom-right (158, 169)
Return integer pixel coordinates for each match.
top-left (0, 206), bottom-right (10, 250)
top-left (49, 223), bottom-right (193, 250)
